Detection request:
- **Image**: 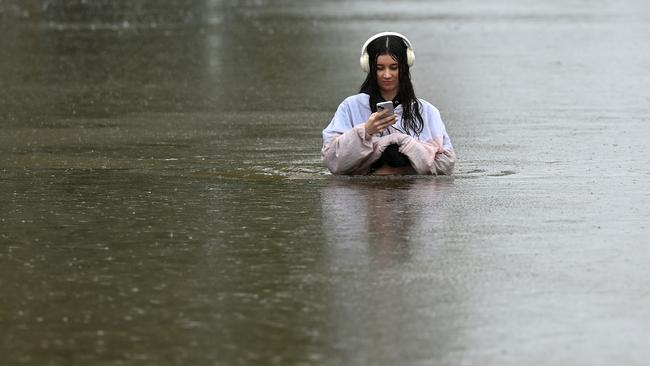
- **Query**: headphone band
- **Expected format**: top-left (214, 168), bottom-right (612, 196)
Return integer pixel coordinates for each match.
top-left (360, 32), bottom-right (414, 56)
top-left (359, 31), bottom-right (415, 73)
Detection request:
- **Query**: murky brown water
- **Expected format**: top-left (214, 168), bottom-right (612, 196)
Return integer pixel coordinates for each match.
top-left (2, 0), bottom-right (650, 365)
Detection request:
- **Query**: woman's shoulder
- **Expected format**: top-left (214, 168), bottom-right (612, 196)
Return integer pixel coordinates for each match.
top-left (340, 93), bottom-right (370, 106)
top-left (416, 98), bottom-right (441, 114)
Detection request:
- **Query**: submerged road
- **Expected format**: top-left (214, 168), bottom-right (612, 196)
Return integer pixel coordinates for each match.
top-left (1, 0), bottom-right (650, 365)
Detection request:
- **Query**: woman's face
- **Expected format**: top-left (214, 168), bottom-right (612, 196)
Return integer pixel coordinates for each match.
top-left (376, 54), bottom-right (400, 97)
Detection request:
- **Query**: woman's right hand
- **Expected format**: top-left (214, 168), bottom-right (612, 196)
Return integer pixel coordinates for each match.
top-left (365, 109), bottom-right (397, 135)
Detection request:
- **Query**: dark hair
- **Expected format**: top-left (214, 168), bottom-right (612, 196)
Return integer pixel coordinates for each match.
top-left (360, 35), bottom-right (424, 136)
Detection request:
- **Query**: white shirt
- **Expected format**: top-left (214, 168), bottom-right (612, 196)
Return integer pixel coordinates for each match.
top-left (322, 93), bottom-right (453, 151)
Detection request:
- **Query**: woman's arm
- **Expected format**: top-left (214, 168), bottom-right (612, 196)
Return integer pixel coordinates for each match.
top-left (322, 106), bottom-right (396, 175)
top-left (321, 125), bottom-right (382, 175)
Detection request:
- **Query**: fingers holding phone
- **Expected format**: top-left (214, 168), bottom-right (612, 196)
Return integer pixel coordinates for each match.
top-left (365, 102), bottom-right (397, 135)
top-left (366, 111), bottom-right (397, 135)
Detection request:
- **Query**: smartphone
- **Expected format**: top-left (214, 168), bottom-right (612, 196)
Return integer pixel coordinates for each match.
top-left (376, 101), bottom-right (395, 115)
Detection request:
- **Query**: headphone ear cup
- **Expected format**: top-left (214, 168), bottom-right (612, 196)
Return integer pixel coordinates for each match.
top-left (406, 49), bottom-right (415, 67)
top-left (360, 53), bottom-right (370, 73)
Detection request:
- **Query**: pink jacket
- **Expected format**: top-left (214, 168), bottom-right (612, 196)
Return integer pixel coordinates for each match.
top-left (322, 125), bottom-right (456, 176)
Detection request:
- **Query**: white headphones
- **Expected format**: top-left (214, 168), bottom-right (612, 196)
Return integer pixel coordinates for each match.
top-left (359, 31), bottom-right (415, 73)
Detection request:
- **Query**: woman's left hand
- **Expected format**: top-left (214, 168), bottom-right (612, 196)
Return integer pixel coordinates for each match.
top-left (377, 132), bottom-right (411, 149)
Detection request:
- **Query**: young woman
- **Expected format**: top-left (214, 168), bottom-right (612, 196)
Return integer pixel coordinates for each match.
top-left (322, 32), bottom-right (456, 176)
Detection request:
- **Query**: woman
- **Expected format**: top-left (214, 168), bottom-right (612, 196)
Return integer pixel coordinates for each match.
top-left (322, 32), bottom-right (456, 176)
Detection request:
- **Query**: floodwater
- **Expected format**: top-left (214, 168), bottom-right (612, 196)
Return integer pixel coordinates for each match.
top-left (2, 0), bottom-right (650, 365)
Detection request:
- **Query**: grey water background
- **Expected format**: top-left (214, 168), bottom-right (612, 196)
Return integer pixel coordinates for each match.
top-left (2, 0), bottom-right (650, 365)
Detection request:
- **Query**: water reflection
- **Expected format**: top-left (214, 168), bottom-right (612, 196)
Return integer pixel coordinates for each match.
top-left (320, 177), bottom-right (453, 267)
top-left (319, 177), bottom-right (462, 364)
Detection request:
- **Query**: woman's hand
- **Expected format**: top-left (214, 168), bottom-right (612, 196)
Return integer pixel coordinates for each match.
top-left (365, 108), bottom-right (397, 135)
top-left (377, 132), bottom-right (411, 150)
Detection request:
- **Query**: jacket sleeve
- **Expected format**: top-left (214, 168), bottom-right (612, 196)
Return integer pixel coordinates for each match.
top-left (321, 125), bottom-right (384, 175)
top-left (398, 136), bottom-right (456, 175)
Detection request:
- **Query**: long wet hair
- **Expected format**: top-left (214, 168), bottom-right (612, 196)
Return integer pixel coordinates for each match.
top-left (360, 35), bottom-right (424, 136)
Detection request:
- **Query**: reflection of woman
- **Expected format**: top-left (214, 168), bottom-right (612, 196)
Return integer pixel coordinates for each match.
top-left (322, 32), bottom-right (456, 176)
top-left (320, 178), bottom-right (452, 267)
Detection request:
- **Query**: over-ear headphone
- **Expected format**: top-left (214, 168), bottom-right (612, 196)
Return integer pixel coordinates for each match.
top-left (359, 31), bottom-right (415, 73)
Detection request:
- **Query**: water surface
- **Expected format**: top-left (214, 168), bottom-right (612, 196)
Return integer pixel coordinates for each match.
top-left (2, 0), bottom-right (650, 365)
